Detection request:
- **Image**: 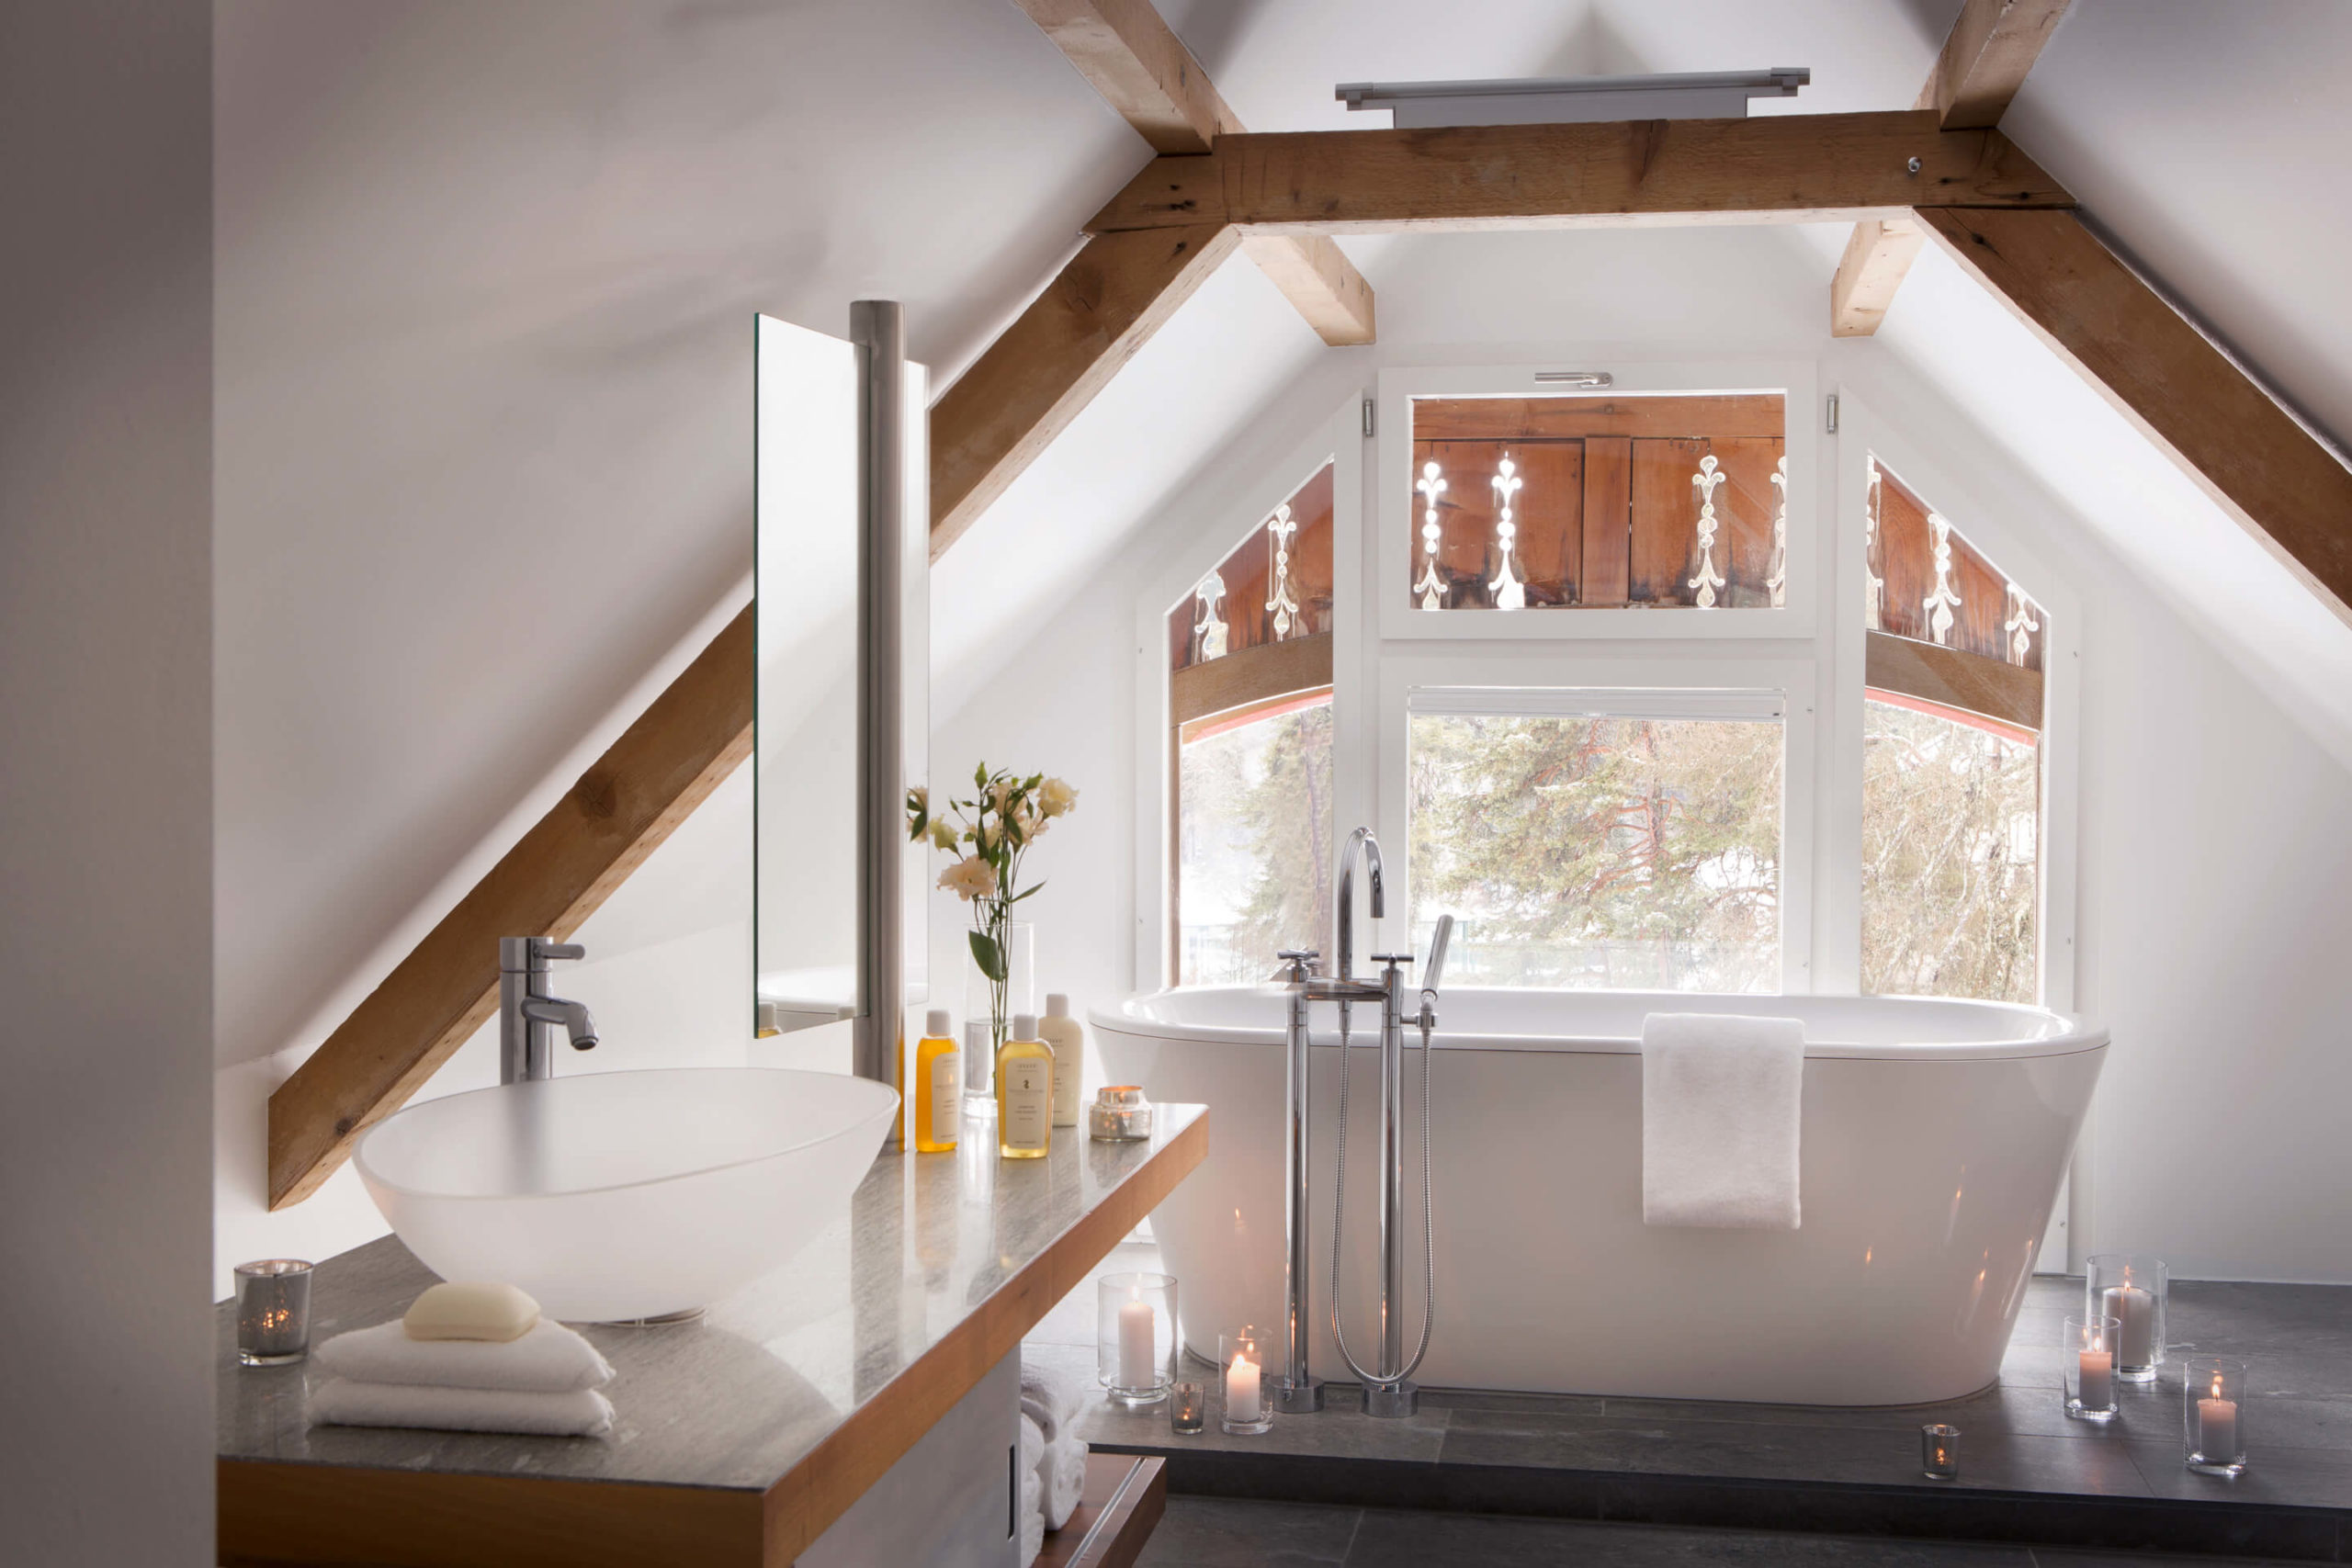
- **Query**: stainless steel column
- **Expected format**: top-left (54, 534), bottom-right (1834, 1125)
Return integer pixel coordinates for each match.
top-left (1380, 964), bottom-right (1406, 1378)
top-left (851, 300), bottom-right (905, 1123)
top-left (1276, 962), bottom-right (1323, 1413)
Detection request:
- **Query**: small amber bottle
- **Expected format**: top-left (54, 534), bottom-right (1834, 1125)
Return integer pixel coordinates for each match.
top-left (996, 1012), bottom-right (1054, 1160)
top-left (912, 1008), bottom-right (958, 1153)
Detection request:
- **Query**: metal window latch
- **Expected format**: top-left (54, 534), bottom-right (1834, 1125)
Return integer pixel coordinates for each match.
top-left (1363, 398), bottom-right (1376, 438)
top-left (1826, 393), bottom-right (1840, 434)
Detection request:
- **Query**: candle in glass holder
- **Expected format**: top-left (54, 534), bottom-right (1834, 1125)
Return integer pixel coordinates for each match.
top-left (1227, 1349), bottom-right (1261, 1422)
top-left (1118, 1291), bottom-right (1156, 1389)
top-left (1170, 1382), bottom-right (1206, 1435)
top-left (1220, 1327), bottom-right (1270, 1434)
top-left (2196, 1371), bottom-right (2238, 1460)
top-left (234, 1259), bottom-right (314, 1367)
top-left (2078, 1346), bottom-right (2114, 1408)
top-left (2104, 1283), bottom-right (2154, 1365)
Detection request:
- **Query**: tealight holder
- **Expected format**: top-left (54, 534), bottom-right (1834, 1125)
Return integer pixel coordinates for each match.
top-left (1921, 1424), bottom-right (1961, 1481)
top-left (2085, 1253), bottom-right (2167, 1382)
top-left (1220, 1326), bottom-right (1272, 1435)
top-left (2064, 1314), bottom-right (2122, 1421)
top-left (1169, 1381), bottom-right (1206, 1435)
top-left (1089, 1086), bottom-right (1156, 1142)
top-left (2184, 1357), bottom-right (2248, 1477)
top-left (1096, 1272), bottom-right (1176, 1407)
top-left (234, 1259), bottom-right (314, 1366)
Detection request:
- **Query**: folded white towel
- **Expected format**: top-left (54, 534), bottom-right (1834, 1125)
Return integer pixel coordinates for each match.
top-left (1042, 1434), bottom-right (1087, 1532)
top-left (1642, 1012), bottom-right (1804, 1230)
top-left (1018, 1458), bottom-right (1044, 1568)
top-left (309, 1377), bottom-right (615, 1437)
top-left (1020, 1359), bottom-right (1089, 1446)
top-left (312, 1318), bottom-right (613, 1394)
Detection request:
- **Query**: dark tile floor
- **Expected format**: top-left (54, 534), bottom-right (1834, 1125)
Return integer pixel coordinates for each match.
top-left (1030, 1253), bottom-right (2352, 1560)
top-left (1134, 1496), bottom-right (2311, 1568)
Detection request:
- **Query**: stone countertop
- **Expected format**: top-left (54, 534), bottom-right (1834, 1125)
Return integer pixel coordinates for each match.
top-left (219, 1103), bottom-right (1205, 1499)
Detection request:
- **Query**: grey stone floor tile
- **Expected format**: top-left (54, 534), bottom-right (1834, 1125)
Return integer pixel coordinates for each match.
top-left (2030, 1551), bottom-right (2308, 1567)
top-left (1340, 1510), bottom-right (2032, 1566)
top-left (2122, 1438), bottom-right (2352, 1508)
top-left (2166, 1282), bottom-right (2352, 1357)
top-left (1440, 1407), bottom-right (1944, 1486)
top-left (1943, 1431), bottom-right (2154, 1497)
top-left (1135, 1496), bottom-right (1359, 1567)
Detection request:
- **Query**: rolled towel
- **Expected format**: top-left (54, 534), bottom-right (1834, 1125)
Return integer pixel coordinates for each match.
top-left (1020, 1359), bottom-right (1089, 1446)
top-left (313, 1318), bottom-right (613, 1393)
top-left (1018, 1464), bottom-right (1044, 1568)
top-left (1019, 1412), bottom-right (1046, 1473)
top-left (1042, 1434), bottom-right (1087, 1532)
top-left (309, 1377), bottom-right (614, 1438)
top-left (1641, 1011), bottom-right (1805, 1229)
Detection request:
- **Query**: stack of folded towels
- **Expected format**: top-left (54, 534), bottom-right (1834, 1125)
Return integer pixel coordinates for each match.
top-left (309, 1280), bottom-right (616, 1438)
top-left (1017, 1359), bottom-right (1090, 1567)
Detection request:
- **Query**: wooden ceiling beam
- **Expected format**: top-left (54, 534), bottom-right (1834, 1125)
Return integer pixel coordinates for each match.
top-left (1833, 0), bottom-right (2072, 336)
top-left (1012, 0), bottom-right (1374, 349)
top-left (1916, 206), bottom-right (2352, 624)
top-left (1087, 112), bottom-right (2070, 234)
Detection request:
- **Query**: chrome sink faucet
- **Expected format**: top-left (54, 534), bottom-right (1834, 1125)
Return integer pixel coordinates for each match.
top-left (499, 936), bottom-right (599, 1085)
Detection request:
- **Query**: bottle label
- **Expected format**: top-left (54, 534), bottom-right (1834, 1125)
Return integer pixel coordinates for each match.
top-left (1050, 1033), bottom-right (1082, 1125)
top-left (1003, 1058), bottom-right (1050, 1149)
top-left (929, 1051), bottom-right (958, 1145)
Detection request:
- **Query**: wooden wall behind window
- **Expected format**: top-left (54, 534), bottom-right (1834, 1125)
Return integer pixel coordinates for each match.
top-left (1408, 395), bottom-right (1786, 610)
top-left (1870, 459), bottom-right (2042, 672)
top-left (1168, 463), bottom-right (1335, 671)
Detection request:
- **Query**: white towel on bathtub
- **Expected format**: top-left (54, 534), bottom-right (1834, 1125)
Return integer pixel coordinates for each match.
top-left (1642, 1012), bottom-right (1804, 1229)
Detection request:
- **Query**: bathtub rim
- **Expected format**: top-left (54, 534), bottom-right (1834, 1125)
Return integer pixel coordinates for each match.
top-left (1092, 985), bottom-right (2109, 1063)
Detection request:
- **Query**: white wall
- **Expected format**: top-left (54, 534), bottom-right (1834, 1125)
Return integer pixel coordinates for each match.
top-left (935, 223), bottom-right (2352, 1284)
top-left (0, 3), bottom-right (215, 1561)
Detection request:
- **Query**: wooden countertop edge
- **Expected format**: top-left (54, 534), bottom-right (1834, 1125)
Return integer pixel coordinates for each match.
top-left (761, 1110), bottom-right (1208, 1562)
top-left (216, 1111), bottom-right (1208, 1568)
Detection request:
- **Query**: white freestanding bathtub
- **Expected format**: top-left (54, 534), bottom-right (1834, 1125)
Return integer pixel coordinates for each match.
top-left (1094, 987), bottom-right (2106, 1406)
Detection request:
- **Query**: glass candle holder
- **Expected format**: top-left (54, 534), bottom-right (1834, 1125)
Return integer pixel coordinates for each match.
top-left (1921, 1424), bottom-right (1961, 1481)
top-left (1220, 1326), bottom-right (1272, 1435)
top-left (1097, 1272), bottom-right (1177, 1406)
top-left (2184, 1357), bottom-right (2248, 1476)
top-left (234, 1259), bottom-right (314, 1366)
top-left (2064, 1314), bottom-right (2122, 1421)
top-left (2085, 1253), bottom-right (2167, 1382)
top-left (1170, 1381), bottom-right (1206, 1435)
top-left (1089, 1086), bottom-right (1156, 1143)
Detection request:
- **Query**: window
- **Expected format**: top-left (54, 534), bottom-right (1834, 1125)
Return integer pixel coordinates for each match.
top-left (1408, 691), bottom-right (1783, 991)
top-left (1860, 457), bottom-right (2045, 1003)
top-left (1169, 464), bottom-right (1335, 984)
top-left (1407, 394), bottom-right (1787, 611)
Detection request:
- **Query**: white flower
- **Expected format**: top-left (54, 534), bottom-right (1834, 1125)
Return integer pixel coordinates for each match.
top-left (909, 785), bottom-right (929, 814)
top-left (927, 818), bottom-right (957, 851)
top-left (1038, 777), bottom-right (1079, 818)
top-left (939, 856), bottom-right (998, 902)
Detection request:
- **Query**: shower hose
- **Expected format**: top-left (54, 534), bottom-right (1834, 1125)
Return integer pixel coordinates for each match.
top-left (1328, 996), bottom-right (1437, 1389)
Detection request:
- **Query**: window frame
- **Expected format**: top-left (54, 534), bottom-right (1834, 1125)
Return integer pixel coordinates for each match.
top-left (1378, 657), bottom-right (1819, 996)
top-left (1374, 360), bottom-right (1822, 643)
top-left (1824, 392), bottom-right (2081, 1015)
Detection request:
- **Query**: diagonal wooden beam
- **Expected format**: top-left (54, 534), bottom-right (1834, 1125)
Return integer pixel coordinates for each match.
top-left (1089, 112), bottom-right (2070, 234)
top-left (1833, 0), bottom-right (2072, 335)
top-left (1011, 0), bottom-right (1374, 348)
top-left (1917, 206), bottom-right (2352, 623)
top-left (930, 223), bottom-right (1240, 558)
top-left (266, 607), bottom-right (754, 1208)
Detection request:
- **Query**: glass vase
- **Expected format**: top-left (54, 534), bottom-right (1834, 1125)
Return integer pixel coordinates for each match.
top-left (2064, 1314), bottom-right (2121, 1421)
top-left (2085, 1253), bottom-right (2167, 1382)
top-left (1097, 1271), bottom-right (1177, 1407)
top-left (967, 918), bottom-right (1035, 1065)
top-left (2184, 1357), bottom-right (2248, 1476)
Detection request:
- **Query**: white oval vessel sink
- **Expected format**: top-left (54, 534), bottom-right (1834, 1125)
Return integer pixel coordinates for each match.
top-left (356, 1067), bottom-right (899, 1323)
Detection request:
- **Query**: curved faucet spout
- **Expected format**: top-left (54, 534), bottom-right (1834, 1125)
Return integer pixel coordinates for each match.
top-left (1334, 826), bottom-right (1385, 985)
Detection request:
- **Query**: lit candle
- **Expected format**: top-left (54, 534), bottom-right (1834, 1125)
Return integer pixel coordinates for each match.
top-left (1118, 1291), bottom-right (1156, 1390)
top-left (1226, 1347), bottom-right (1262, 1424)
top-left (2197, 1371), bottom-right (2239, 1461)
top-left (2104, 1283), bottom-right (2154, 1366)
top-left (2077, 1346), bottom-right (2113, 1409)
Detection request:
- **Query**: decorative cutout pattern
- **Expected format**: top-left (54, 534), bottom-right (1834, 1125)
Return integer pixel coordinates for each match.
top-left (1415, 460), bottom-right (1448, 609)
top-left (1193, 570), bottom-right (1228, 661)
top-left (1767, 456), bottom-right (1789, 608)
top-left (2004, 581), bottom-right (2040, 667)
top-left (1864, 464), bottom-right (1885, 629)
top-left (1489, 452), bottom-right (1525, 610)
top-left (1923, 512), bottom-right (1962, 646)
top-left (1690, 454), bottom-right (1727, 609)
top-left (1265, 503), bottom-right (1300, 639)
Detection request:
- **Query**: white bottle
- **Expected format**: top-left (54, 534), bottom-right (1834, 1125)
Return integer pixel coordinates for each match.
top-left (1039, 993), bottom-right (1085, 1128)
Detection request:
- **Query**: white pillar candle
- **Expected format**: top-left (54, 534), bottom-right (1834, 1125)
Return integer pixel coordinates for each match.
top-left (2197, 1395), bottom-right (2239, 1460)
top-left (2103, 1284), bottom-right (2154, 1366)
top-left (1226, 1348), bottom-right (1262, 1423)
top-left (2076, 1347), bottom-right (2113, 1408)
top-left (1117, 1293), bottom-right (1156, 1389)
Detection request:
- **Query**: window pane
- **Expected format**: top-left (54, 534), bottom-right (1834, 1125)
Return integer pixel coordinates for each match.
top-left (1408, 712), bottom-right (1781, 990)
top-left (1178, 697), bottom-right (1333, 987)
top-left (1860, 698), bottom-right (2039, 1003)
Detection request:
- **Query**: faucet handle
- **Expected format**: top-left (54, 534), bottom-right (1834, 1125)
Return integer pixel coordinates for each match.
top-left (1273, 948), bottom-right (1320, 983)
top-left (533, 940), bottom-right (586, 963)
top-left (501, 936), bottom-right (586, 972)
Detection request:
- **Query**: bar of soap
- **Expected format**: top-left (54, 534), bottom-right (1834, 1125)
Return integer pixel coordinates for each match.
top-left (403, 1281), bottom-right (542, 1343)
